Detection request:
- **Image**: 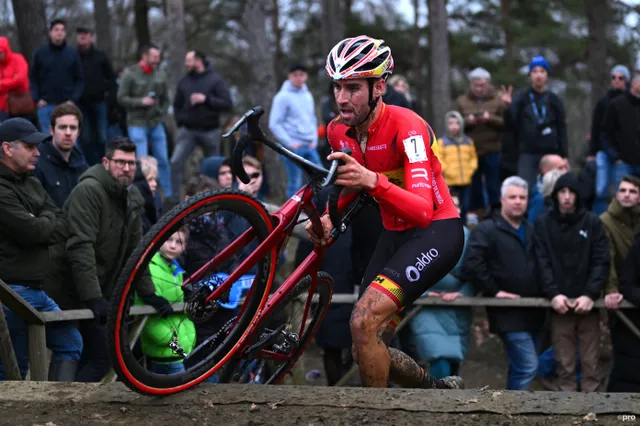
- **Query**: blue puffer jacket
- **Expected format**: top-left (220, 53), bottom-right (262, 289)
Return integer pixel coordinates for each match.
top-left (409, 227), bottom-right (474, 362)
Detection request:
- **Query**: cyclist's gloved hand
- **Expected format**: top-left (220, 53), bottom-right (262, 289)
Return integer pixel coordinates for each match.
top-left (85, 298), bottom-right (109, 325)
top-left (140, 294), bottom-right (174, 318)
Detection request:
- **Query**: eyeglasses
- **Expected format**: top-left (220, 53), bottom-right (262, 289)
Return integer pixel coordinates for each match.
top-left (110, 158), bottom-right (136, 168)
top-left (249, 172), bottom-right (261, 179)
top-left (611, 75), bottom-right (625, 81)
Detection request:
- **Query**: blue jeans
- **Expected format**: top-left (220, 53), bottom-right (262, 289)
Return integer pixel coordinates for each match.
top-left (429, 358), bottom-right (460, 380)
top-left (0, 285), bottom-right (83, 380)
top-left (107, 125), bottom-right (124, 140)
top-left (500, 331), bottom-right (538, 390)
top-left (593, 151), bottom-right (640, 214)
top-left (283, 145), bottom-right (322, 199)
top-left (451, 185), bottom-right (471, 223)
top-left (37, 104), bottom-right (56, 133)
top-left (79, 102), bottom-right (108, 166)
top-left (128, 124), bottom-right (172, 197)
top-left (150, 361), bottom-right (186, 375)
top-left (470, 152), bottom-right (502, 209)
top-left (517, 153), bottom-right (543, 195)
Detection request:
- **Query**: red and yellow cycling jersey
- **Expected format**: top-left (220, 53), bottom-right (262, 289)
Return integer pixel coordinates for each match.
top-left (327, 103), bottom-right (459, 231)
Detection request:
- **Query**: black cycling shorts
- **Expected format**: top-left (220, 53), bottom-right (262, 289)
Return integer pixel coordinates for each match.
top-left (360, 218), bottom-right (464, 314)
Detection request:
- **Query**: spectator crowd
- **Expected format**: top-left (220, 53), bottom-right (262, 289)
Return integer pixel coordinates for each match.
top-left (0, 20), bottom-right (640, 393)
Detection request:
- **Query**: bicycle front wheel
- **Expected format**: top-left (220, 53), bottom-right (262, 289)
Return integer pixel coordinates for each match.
top-left (107, 189), bottom-right (277, 396)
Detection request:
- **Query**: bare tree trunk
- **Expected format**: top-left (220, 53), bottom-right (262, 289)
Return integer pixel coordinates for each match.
top-left (11, 0), bottom-right (47, 65)
top-left (585, 0), bottom-right (609, 112)
top-left (411, 0), bottom-right (424, 116)
top-left (321, 0), bottom-right (346, 56)
top-left (427, 0), bottom-right (451, 135)
top-left (93, 0), bottom-right (113, 57)
top-left (243, 0), bottom-right (287, 203)
top-left (135, 0), bottom-right (151, 51)
top-left (271, 0), bottom-right (285, 84)
top-left (166, 0), bottom-right (187, 92)
top-left (500, 0), bottom-right (515, 77)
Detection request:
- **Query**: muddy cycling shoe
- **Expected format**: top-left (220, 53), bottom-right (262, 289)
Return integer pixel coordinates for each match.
top-left (440, 375), bottom-right (464, 389)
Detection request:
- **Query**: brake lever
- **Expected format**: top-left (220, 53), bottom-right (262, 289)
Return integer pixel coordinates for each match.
top-left (222, 106), bottom-right (265, 139)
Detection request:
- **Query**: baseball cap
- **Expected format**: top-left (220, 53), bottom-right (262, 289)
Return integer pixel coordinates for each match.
top-left (0, 118), bottom-right (51, 145)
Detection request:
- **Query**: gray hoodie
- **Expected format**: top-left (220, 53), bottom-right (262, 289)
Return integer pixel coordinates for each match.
top-left (268, 80), bottom-right (318, 148)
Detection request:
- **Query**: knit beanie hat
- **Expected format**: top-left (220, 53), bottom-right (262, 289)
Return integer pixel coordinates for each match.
top-left (610, 65), bottom-right (630, 81)
top-left (529, 55), bottom-right (550, 74)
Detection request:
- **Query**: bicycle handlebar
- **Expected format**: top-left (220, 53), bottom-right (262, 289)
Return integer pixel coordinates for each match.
top-left (223, 106), bottom-right (346, 191)
top-left (224, 106), bottom-right (355, 233)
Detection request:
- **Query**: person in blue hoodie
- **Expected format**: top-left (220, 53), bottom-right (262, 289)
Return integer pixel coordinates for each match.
top-left (268, 62), bottom-right (319, 198)
top-left (33, 103), bottom-right (88, 207)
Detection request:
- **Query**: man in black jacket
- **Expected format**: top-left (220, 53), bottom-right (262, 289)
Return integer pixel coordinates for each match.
top-left (75, 27), bottom-right (116, 166)
top-left (590, 65), bottom-right (629, 215)
top-left (0, 118), bottom-right (82, 381)
top-left (505, 56), bottom-right (567, 191)
top-left (533, 172), bottom-right (609, 392)
top-left (33, 103), bottom-right (88, 207)
top-left (463, 176), bottom-right (545, 390)
top-left (170, 50), bottom-right (232, 200)
top-left (30, 19), bottom-right (84, 133)
top-left (602, 73), bottom-right (640, 183)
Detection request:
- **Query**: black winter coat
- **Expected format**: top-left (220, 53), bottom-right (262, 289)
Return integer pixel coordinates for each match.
top-left (30, 41), bottom-right (84, 104)
top-left (608, 231), bottom-right (640, 392)
top-left (506, 88), bottom-right (567, 157)
top-left (603, 92), bottom-right (640, 166)
top-left (533, 172), bottom-right (609, 300)
top-left (589, 88), bottom-right (625, 156)
top-left (0, 162), bottom-right (68, 287)
top-left (77, 45), bottom-right (116, 105)
top-left (173, 66), bottom-right (232, 131)
top-left (462, 214), bottom-right (545, 335)
top-left (33, 140), bottom-right (88, 208)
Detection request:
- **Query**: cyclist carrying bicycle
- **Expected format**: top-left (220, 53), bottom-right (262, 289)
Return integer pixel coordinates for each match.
top-left (307, 35), bottom-right (465, 389)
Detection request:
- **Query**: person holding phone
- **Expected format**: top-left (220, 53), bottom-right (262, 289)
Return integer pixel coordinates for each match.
top-left (117, 44), bottom-right (172, 198)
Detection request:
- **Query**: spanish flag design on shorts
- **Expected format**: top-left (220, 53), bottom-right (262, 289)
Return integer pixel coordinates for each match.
top-left (370, 274), bottom-right (405, 308)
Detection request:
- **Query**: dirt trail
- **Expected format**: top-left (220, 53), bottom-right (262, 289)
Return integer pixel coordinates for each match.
top-left (1, 382), bottom-right (639, 426)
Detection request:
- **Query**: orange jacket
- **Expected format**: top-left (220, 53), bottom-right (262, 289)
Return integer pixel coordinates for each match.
top-left (0, 37), bottom-right (29, 112)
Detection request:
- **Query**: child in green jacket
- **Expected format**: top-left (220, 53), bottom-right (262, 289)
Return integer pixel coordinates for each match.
top-left (136, 227), bottom-right (196, 374)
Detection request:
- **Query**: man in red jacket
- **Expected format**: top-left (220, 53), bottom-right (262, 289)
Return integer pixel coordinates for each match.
top-left (0, 37), bottom-right (30, 121)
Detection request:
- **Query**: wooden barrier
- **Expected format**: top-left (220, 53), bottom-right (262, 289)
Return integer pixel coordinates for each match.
top-left (2, 278), bottom-right (639, 383)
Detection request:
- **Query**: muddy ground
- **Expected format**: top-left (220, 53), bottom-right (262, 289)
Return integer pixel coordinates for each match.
top-left (2, 381), bottom-right (640, 426)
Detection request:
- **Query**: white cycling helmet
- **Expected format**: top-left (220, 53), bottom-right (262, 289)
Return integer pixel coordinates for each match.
top-left (325, 35), bottom-right (394, 81)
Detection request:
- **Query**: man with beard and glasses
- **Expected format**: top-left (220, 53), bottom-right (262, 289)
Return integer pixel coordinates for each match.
top-left (33, 103), bottom-right (88, 207)
top-left (45, 137), bottom-right (171, 382)
top-left (170, 50), bottom-right (232, 201)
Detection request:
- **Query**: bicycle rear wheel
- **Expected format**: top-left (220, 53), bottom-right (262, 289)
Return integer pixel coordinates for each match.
top-left (107, 189), bottom-right (277, 395)
top-left (219, 272), bottom-right (333, 385)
